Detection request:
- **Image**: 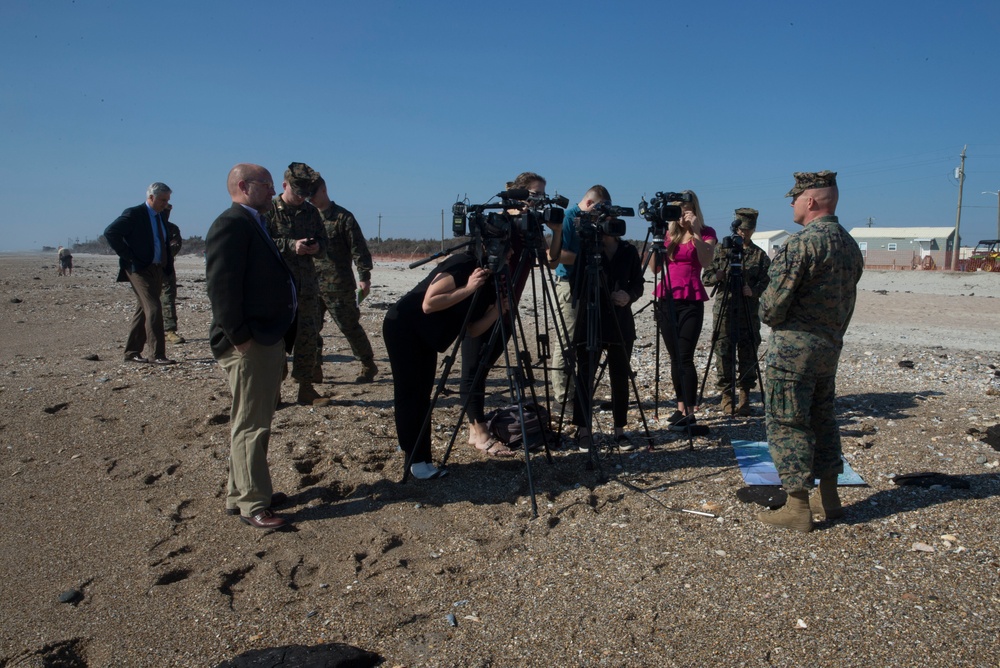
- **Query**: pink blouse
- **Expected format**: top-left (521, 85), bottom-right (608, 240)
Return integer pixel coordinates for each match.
top-left (653, 226), bottom-right (717, 301)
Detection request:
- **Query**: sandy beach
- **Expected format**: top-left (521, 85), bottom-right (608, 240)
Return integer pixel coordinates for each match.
top-left (1, 251), bottom-right (998, 667)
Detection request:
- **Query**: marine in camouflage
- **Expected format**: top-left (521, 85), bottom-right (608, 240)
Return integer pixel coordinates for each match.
top-left (703, 235), bottom-right (769, 391)
top-left (761, 214), bottom-right (864, 492)
top-left (265, 195), bottom-right (327, 383)
top-left (161, 219), bottom-right (183, 332)
top-left (315, 201), bottom-right (376, 366)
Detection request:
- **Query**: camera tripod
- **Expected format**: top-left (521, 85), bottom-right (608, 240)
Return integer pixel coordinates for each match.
top-left (404, 230), bottom-right (572, 517)
top-left (699, 245), bottom-right (765, 417)
top-left (568, 232), bottom-right (653, 476)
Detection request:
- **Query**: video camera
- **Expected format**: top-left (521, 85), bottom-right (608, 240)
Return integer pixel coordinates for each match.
top-left (576, 201), bottom-right (633, 241)
top-left (721, 220), bottom-right (745, 275)
top-left (452, 189), bottom-right (567, 273)
top-left (638, 191), bottom-right (693, 243)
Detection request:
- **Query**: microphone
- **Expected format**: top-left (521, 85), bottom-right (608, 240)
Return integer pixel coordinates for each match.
top-left (498, 188), bottom-right (530, 201)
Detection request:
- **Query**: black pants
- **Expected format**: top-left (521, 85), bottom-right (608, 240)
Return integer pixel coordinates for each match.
top-left (572, 340), bottom-right (633, 429)
top-left (460, 316), bottom-right (514, 424)
top-left (656, 299), bottom-right (704, 408)
top-left (383, 318), bottom-right (437, 465)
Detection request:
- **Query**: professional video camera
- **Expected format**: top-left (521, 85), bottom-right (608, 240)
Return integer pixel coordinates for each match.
top-left (720, 220), bottom-right (745, 275)
top-left (638, 191), bottom-right (693, 243)
top-left (576, 201), bottom-right (634, 241)
top-left (452, 189), bottom-right (567, 270)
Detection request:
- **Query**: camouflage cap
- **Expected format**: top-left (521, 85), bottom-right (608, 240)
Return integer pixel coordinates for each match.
top-left (734, 207), bottom-right (759, 229)
top-left (286, 162), bottom-right (321, 194)
top-left (785, 170), bottom-right (837, 198)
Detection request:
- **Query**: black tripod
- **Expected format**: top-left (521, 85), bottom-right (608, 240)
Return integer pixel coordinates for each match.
top-left (699, 242), bottom-right (765, 416)
top-left (570, 233), bottom-right (653, 475)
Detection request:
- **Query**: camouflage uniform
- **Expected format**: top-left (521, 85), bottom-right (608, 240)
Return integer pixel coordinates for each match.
top-left (703, 233), bottom-right (770, 392)
top-left (314, 201), bottom-right (376, 371)
top-left (161, 220), bottom-right (183, 332)
top-left (265, 196), bottom-right (327, 384)
top-left (761, 213), bottom-right (864, 493)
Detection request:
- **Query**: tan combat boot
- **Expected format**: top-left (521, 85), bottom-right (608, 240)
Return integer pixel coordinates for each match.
top-left (810, 477), bottom-right (843, 521)
top-left (356, 361), bottom-right (379, 384)
top-left (719, 392), bottom-right (734, 414)
top-left (297, 382), bottom-right (330, 407)
top-left (165, 331), bottom-right (186, 344)
top-left (757, 490), bottom-right (813, 533)
top-left (736, 389), bottom-right (751, 416)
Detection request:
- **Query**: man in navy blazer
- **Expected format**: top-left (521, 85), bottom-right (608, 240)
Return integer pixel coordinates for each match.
top-left (104, 182), bottom-right (176, 364)
top-left (206, 164), bottom-right (297, 530)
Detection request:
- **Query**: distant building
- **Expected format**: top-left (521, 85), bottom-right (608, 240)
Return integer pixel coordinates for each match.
top-left (848, 226), bottom-right (958, 270)
top-left (753, 230), bottom-right (792, 258)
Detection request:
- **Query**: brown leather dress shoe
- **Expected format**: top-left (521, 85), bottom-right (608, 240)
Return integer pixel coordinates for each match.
top-left (153, 357), bottom-right (178, 365)
top-left (226, 492), bottom-right (288, 516)
top-left (239, 509), bottom-right (287, 529)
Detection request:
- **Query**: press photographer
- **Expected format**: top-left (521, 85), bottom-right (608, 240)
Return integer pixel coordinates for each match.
top-left (701, 208), bottom-right (770, 415)
top-left (567, 201), bottom-right (644, 452)
top-left (645, 190), bottom-right (717, 431)
top-left (454, 173), bottom-right (567, 457)
top-left (382, 218), bottom-right (508, 479)
top-left (549, 186), bottom-right (612, 407)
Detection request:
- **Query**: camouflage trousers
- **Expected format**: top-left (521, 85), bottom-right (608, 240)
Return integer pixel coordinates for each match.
top-left (714, 325), bottom-right (761, 391)
top-left (764, 368), bottom-right (843, 493)
top-left (319, 292), bottom-right (375, 364)
top-left (160, 272), bottom-right (179, 332)
top-left (291, 291), bottom-right (323, 383)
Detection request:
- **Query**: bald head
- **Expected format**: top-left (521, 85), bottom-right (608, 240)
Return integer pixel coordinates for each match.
top-left (228, 163), bottom-right (274, 210)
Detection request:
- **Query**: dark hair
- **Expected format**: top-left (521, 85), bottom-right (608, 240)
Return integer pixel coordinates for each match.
top-left (512, 172), bottom-right (546, 190)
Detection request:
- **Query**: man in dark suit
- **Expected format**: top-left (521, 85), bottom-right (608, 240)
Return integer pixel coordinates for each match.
top-left (104, 182), bottom-right (177, 364)
top-left (206, 164), bottom-right (297, 530)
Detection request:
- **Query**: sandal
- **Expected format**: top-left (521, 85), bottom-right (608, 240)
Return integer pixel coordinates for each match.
top-left (482, 440), bottom-right (517, 458)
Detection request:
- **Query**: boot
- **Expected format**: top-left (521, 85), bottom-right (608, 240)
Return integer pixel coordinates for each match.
top-left (719, 392), bottom-right (734, 414)
top-left (297, 382), bottom-right (330, 407)
top-left (165, 330), bottom-right (186, 344)
top-left (736, 389), bottom-right (751, 416)
top-left (356, 360), bottom-right (379, 384)
top-left (757, 490), bottom-right (813, 533)
top-left (810, 477), bottom-right (844, 521)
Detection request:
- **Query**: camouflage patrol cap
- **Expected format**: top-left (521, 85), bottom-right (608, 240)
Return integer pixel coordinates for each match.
top-left (785, 170), bottom-right (837, 197)
top-left (285, 162), bottom-right (322, 196)
top-left (734, 207), bottom-right (759, 229)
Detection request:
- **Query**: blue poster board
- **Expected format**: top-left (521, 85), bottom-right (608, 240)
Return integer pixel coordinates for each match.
top-left (733, 440), bottom-right (865, 486)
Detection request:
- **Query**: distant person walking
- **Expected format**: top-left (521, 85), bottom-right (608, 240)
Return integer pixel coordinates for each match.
top-left (104, 182), bottom-right (176, 365)
top-left (757, 171), bottom-right (864, 533)
top-left (57, 246), bottom-right (73, 276)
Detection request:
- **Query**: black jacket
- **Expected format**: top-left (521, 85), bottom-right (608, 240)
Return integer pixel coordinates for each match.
top-left (205, 204), bottom-right (297, 358)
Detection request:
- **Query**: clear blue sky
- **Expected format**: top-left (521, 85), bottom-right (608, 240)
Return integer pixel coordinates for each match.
top-left (3, 0), bottom-right (999, 251)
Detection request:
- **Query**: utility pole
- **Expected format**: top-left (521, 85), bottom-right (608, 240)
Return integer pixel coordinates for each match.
top-left (950, 145), bottom-right (967, 271)
top-left (377, 213), bottom-right (382, 243)
top-left (866, 217), bottom-right (875, 228)
top-left (441, 209), bottom-right (445, 251)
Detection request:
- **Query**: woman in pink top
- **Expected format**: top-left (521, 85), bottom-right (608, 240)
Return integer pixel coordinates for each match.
top-left (651, 191), bottom-right (717, 430)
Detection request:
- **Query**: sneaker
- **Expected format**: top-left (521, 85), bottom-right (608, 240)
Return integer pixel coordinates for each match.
top-left (669, 414), bottom-right (697, 432)
top-left (576, 430), bottom-right (593, 452)
top-left (665, 410), bottom-right (684, 426)
top-left (615, 433), bottom-right (637, 452)
top-left (410, 461), bottom-right (448, 480)
top-left (164, 331), bottom-right (186, 344)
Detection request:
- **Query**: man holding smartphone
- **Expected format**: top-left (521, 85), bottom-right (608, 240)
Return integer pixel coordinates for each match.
top-left (265, 162), bottom-right (329, 406)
